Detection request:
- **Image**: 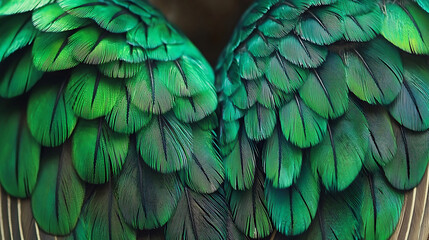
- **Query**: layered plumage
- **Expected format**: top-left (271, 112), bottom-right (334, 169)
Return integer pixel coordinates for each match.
top-left (0, 0), bottom-right (225, 239)
top-left (217, 0), bottom-right (429, 239)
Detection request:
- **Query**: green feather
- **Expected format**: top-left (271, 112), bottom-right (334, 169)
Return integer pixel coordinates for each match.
top-left (345, 38), bottom-right (403, 105)
top-left (165, 189), bottom-right (227, 240)
top-left (389, 58), bottom-right (429, 131)
top-left (0, 48), bottom-right (43, 98)
top-left (361, 171), bottom-right (404, 240)
top-left (222, 98), bottom-right (244, 121)
top-left (299, 180), bottom-right (362, 240)
top-left (225, 172), bottom-right (272, 239)
top-left (229, 81), bottom-right (258, 109)
top-left (332, 0), bottom-right (377, 15)
top-left (31, 143), bottom-right (85, 235)
top-left (99, 61), bottom-right (143, 79)
top-left (383, 123), bottom-right (429, 190)
top-left (0, 103), bottom-right (40, 198)
top-left (226, 214), bottom-right (250, 240)
top-left (381, 2), bottom-right (429, 54)
top-left (343, 7), bottom-right (382, 42)
top-left (116, 142), bottom-right (183, 230)
top-left (32, 3), bottom-right (89, 32)
top-left (27, 81), bottom-right (78, 147)
top-left (263, 127), bottom-right (302, 188)
top-left (81, 182), bottom-right (136, 240)
top-left (237, 51), bottom-right (265, 80)
top-left (257, 18), bottom-right (295, 38)
top-left (265, 52), bottom-right (309, 93)
top-left (417, 0), bottom-right (429, 12)
top-left (127, 20), bottom-right (184, 49)
top-left (246, 34), bottom-right (276, 58)
top-left (155, 56), bottom-right (214, 97)
top-left (279, 95), bottom-right (328, 148)
top-left (173, 89), bottom-right (218, 123)
top-left (310, 101), bottom-right (369, 191)
top-left (265, 161), bottom-right (320, 236)
top-left (181, 128), bottom-right (224, 194)
top-left (32, 31), bottom-right (79, 71)
top-left (126, 63), bottom-right (175, 114)
top-left (136, 114), bottom-right (192, 173)
top-left (224, 129), bottom-right (256, 190)
top-left (256, 78), bottom-right (289, 108)
top-left (244, 103), bottom-right (276, 141)
top-left (295, 6), bottom-right (344, 45)
top-left (71, 119), bottom-right (129, 184)
top-left (279, 34), bottom-right (328, 68)
top-left (58, 0), bottom-right (138, 33)
top-left (105, 88), bottom-right (152, 134)
top-left (68, 26), bottom-right (146, 64)
top-left (65, 66), bottom-right (122, 119)
top-left (363, 105), bottom-right (397, 170)
top-left (220, 120), bottom-right (240, 146)
top-left (299, 53), bottom-right (348, 119)
top-left (195, 112), bottom-right (219, 131)
top-left (0, 0), bottom-right (53, 15)
top-left (0, 14), bottom-right (37, 61)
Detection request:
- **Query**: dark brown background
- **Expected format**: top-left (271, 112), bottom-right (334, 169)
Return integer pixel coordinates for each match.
top-left (149, 0), bottom-right (253, 65)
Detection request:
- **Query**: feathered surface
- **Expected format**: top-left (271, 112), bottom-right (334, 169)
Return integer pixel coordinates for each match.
top-left (217, 0), bottom-right (429, 239)
top-left (0, 0), bottom-right (226, 239)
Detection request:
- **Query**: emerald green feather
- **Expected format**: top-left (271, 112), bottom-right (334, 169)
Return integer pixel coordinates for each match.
top-left (195, 112), bottom-right (219, 131)
top-left (0, 14), bottom-right (37, 61)
top-left (265, 52), bottom-right (309, 93)
top-left (0, 48), bottom-right (43, 98)
top-left (155, 56), bottom-right (214, 97)
top-left (146, 41), bottom-right (186, 61)
top-left (299, 53), bottom-right (348, 119)
top-left (299, 180), bottom-right (362, 240)
top-left (32, 31), bottom-right (79, 71)
top-left (343, 7), bottom-right (382, 42)
top-left (227, 214), bottom-right (250, 240)
top-left (31, 143), bottom-right (85, 235)
top-left (383, 123), bottom-right (429, 190)
top-left (345, 38), bottom-right (403, 105)
top-left (256, 78), bottom-right (289, 108)
top-left (0, 0), bottom-right (52, 14)
top-left (116, 142), bottom-right (183, 230)
top-left (220, 120), bottom-right (240, 146)
top-left (229, 81), bottom-right (258, 109)
top-left (105, 88), bottom-right (152, 134)
top-left (71, 119), bottom-right (129, 184)
top-left (263, 127), bottom-right (302, 188)
top-left (244, 103), bottom-right (276, 141)
top-left (224, 129), bottom-right (256, 190)
top-left (136, 114), bottom-right (192, 173)
top-left (127, 21), bottom-right (184, 49)
top-left (165, 189), bottom-right (227, 240)
top-left (68, 26), bottom-right (146, 64)
top-left (237, 51), bottom-right (265, 80)
top-left (265, 162), bottom-right (320, 236)
top-left (310, 102), bottom-right (369, 191)
top-left (246, 34), bottom-right (276, 58)
top-left (32, 3), bottom-right (89, 32)
top-left (257, 18), bottom-right (295, 38)
top-left (65, 67), bottom-right (122, 119)
top-left (27, 81), bottom-right (78, 147)
top-left (225, 172), bottom-right (272, 239)
top-left (363, 106), bottom-right (397, 169)
top-left (381, 2), bottom-right (429, 54)
top-left (81, 182), bottom-right (136, 240)
top-left (361, 171), bottom-right (404, 240)
top-left (295, 6), bottom-right (344, 45)
top-left (99, 61), bottom-right (143, 79)
top-left (173, 89), bottom-right (218, 123)
top-left (279, 34), bottom-right (328, 68)
top-left (59, 0), bottom-right (138, 33)
top-left (181, 128), bottom-right (224, 193)
top-left (417, 0), bottom-right (429, 12)
top-left (0, 103), bottom-right (40, 198)
top-left (389, 58), bottom-right (429, 131)
top-left (332, 0), bottom-right (377, 15)
top-left (126, 64), bottom-right (175, 114)
top-left (222, 98), bottom-right (244, 121)
top-left (279, 95), bottom-right (328, 148)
